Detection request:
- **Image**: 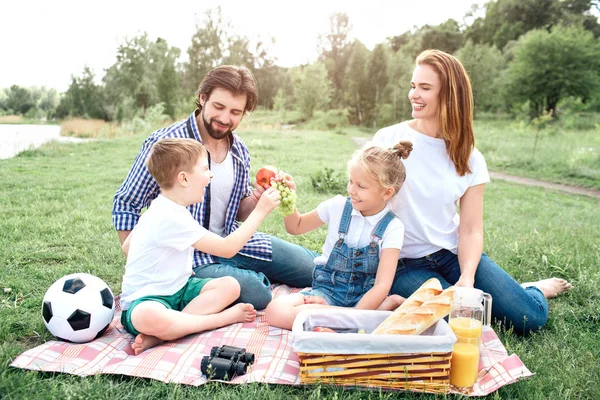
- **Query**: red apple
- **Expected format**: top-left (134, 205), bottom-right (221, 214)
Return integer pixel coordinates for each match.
top-left (256, 165), bottom-right (278, 189)
top-left (312, 327), bottom-right (337, 333)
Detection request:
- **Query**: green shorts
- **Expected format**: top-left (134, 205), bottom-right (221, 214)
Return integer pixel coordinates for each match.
top-left (121, 277), bottom-right (212, 336)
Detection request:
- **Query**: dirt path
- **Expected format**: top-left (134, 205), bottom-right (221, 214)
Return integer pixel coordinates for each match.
top-left (489, 172), bottom-right (600, 199)
top-left (351, 136), bottom-right (600, 200)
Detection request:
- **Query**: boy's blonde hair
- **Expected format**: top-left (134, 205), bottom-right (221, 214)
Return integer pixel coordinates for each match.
top-left (348, 141), bottom-right (413, 194)
top-left (146, 138), bottom-right (207, 189)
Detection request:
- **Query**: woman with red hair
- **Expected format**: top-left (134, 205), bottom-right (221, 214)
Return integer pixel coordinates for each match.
top-left (371, 49), bottom-right (572, 334)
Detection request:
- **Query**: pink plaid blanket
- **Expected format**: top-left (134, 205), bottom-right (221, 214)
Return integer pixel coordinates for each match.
top-left (11, 285), bottom-right (532, 396)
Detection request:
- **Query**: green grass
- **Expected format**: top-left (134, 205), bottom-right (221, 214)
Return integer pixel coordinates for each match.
top-left (249, 110), bottom-right (600, 190)
top-left (474, 118), bottom-right (600, 189)
top-left (1, 126), bottom-right (599, 399)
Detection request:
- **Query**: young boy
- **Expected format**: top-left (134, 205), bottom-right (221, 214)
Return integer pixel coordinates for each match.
top-left (120, 138), bottom-right (280, 355)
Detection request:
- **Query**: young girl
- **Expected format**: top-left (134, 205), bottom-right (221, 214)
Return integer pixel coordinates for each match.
top-left (265, 142), bottom-right (412, 330)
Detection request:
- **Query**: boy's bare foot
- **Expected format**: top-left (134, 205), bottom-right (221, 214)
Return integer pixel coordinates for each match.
top-left (378, 295), bottom-right (406, 311)
top-left (521, 278), bottom-right (573, 299)
top-left (303, 295), bottom-right (328, 305)
top-left (132, 333), bottom-right (164, 355)
top-left (223, 303), bottom-right (256, 324)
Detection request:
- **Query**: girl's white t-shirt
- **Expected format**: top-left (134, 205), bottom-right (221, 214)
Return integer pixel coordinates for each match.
top-left (313, 195), bottom-right (405, 265)
top-left (121, 195), bottom-right (207, 310)
top-left (371, 121), bottom-right (490, 259)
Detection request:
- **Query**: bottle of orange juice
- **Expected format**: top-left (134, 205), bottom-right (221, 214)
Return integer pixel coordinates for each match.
top-left (448, 287), bottom-right (492, 393)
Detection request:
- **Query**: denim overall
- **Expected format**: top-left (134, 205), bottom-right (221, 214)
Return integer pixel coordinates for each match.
top-left (310, 197), bottom-right (397, 307)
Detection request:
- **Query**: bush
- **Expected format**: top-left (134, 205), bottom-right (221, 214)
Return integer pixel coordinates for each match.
top-left (120, 103), bottom-right (170, 135)
top-left (300, 109), bottom-right (350, 130)
top-left (310, 168), bottom-right (347, 194)
top-left (557, 97), bottom-right (600, 131)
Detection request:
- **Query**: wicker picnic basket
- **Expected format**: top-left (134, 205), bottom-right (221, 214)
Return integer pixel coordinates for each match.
top-left (292, 309), bottom-right (456, 394)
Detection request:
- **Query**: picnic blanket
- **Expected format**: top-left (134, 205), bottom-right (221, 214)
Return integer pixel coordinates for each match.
top-left (11, 285), bottom-right (533, 396)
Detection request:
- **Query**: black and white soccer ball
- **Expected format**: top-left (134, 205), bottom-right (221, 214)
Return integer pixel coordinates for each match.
top-left (42, 273), bottom-right (115, 343)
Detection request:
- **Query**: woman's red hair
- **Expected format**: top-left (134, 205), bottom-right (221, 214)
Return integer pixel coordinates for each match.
top-left (416, 50), bottom-right (474, 176)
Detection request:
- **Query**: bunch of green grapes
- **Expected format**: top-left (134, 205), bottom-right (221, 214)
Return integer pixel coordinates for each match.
top-left (271, 179), bottom-right (297, 216)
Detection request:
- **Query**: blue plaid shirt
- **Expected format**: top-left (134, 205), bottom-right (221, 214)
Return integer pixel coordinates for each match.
top-left (112, 110), bottom-right (273, 265)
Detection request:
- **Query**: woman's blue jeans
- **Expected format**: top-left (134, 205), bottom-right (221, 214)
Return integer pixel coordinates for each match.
top-left (192, 236), bottom-right (318, 310)
top-left (391, 249), bottom-right (549, 335)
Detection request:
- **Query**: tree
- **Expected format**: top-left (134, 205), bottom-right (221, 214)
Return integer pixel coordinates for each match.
top-left (0, 88), bottom-right (7, 112)
top-left (344, 41), bottom-right (372, 125)
top-left (249, 38), bottom-right (280, 109)
top-left (368, 44), bottom-right (388, 105)
top-left (183, 7), bottom-right (225, 94)
top-left (455, 41), bottom-right (506, 112)
top-left (466, 0), bottom-right (600, 48)
top-left (504, 25), bottom-right (600, 117)
top-left (152, 38), bottom-right (181, 119)
top-left (6, 85), bottom-right (35, 115)
top-left (387, 31), bottom-right (413, 53)
top-left (157, 59), bottom-right (181, 119)
top-left (38, 87), bottom-right (60, 118)
top-left (419, 20), bottom-right (465, 54)
top-left (466, 0), bottom-right (557, 48)
top-left (386, 20), bottom-right (465, 58)
top-left (318, 13), bottom-right (352, 107)
top-left (222, 35), bottom-right (255, 67)
top-left (103, 34), bottom-right (181, 119)
top-left (386, 50), bottom-right (414, 124)
top-left (56, 67), bottom-right (107, 119)
top-left (295, 63), bottom-right (332, 119)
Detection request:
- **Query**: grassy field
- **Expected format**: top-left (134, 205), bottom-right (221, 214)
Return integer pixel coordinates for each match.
top-left (473, 118), bottom-right (600, 190)
top-left (53, 109), bottom-right (600, 190)
top-left (1, 124), bottom-right (599, 399)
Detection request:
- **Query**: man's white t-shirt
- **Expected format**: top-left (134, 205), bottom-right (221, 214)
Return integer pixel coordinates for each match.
top-left (121, 195), bottom-right (207, 310)
top-left (371, 121), bottom-right (490, 259)
top-left (209, 151), bottom-right (234, 237)
top-left (313, 195), bottom-right (405, 265)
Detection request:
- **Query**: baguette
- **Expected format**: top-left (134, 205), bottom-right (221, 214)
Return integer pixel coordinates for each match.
top-left (372, 278), bottom-right (442, 334)
top-left (375, 286), bottom-right (455, 335)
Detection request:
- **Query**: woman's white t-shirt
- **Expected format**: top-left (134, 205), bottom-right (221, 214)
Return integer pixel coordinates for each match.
top-left (371, 121), bottom-right (490, 259)
top-left (313, 195), bottom-right (405, 265)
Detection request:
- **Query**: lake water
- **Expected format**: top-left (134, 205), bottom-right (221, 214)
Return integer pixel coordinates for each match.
top-left (0, 124), bottom-right (84, 159)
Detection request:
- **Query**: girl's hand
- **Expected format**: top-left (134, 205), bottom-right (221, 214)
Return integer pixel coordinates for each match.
top-left (276, 171), bottom-right (296, 191)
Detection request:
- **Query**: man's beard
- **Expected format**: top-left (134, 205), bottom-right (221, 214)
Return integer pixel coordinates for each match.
top-left (202, 109), bottom-right (233, 140)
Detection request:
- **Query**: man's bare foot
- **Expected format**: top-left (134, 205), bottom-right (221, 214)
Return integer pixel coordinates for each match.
top-left (222, 303), bottom-right (256, 324)
top-left (378, 295), bottom-right (406, 311)
top-left (304, 295), bottom-right (328, 305)
top-left (132, 333), bottom-right (164, 355)
top-left (521, 278), bottom-right (573, 299)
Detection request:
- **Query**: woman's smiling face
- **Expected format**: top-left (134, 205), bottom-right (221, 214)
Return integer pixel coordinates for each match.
top-left (408, 63), bottom-right (441, 122)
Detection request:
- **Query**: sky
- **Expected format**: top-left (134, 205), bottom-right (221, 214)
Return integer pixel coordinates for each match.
top-left (1, 0), bottom-right (486, 92)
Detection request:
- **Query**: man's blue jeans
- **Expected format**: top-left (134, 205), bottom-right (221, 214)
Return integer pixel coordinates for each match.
top-left (391, 249), bottom-right (549, 335)
top-left (192, 236), bottom-right (318, 310)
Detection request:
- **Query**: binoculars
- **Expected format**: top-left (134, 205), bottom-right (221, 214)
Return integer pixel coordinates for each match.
top-left (201, 345), bottom-right (255, 380)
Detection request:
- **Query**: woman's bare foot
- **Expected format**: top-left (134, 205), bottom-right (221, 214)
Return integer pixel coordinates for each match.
top-left (303, 295), bottom-right (328, 305)
top-left (222, 303), bottom-right (256, 324)
top-left (378, 295), bottom-right (406, 311)
top-left (521, 278), bottom-right (573, 299)
top-left (132, 333), bottom-right (164, 355)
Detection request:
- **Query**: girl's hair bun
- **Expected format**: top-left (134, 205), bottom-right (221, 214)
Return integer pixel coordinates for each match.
top-left (393, 141), bottom-right (413, 160)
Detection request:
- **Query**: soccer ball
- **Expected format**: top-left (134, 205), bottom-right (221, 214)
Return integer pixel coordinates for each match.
top-left (42, 273), bottom-right (115, 343)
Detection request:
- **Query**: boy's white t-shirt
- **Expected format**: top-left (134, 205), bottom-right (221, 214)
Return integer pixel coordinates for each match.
top-left (313, 195), bottom-right (405, 265)
top-left (371, 121), bottom-right (490, 259)
top-left (121, 195), bottom-right (207, 310)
